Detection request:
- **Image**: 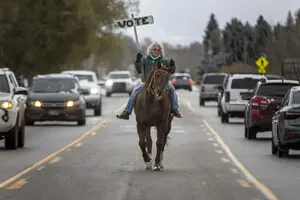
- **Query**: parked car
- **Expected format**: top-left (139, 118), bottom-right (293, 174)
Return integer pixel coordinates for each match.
top-left (220, 73), bottom-right (266, 123)
top-left (61, 70), bottom-right (102, 116)
top-left (25, 74), bottom-right (86, 126)
top-left (199, 73), bottom-right (227, 106)
top-left (105, 71), bottom-right (134, 97)
top-left (171, 73), bottom-right (193, 91)
top-left (272, 86), bottom-right (300, 157)
top-left (244, 79), bottom-right (300, 139)
top-left (0, 68), bottom-right (28, 149)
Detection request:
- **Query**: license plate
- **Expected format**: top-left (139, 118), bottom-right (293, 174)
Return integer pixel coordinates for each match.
top-left (48, 110), bottom-right (59, 116)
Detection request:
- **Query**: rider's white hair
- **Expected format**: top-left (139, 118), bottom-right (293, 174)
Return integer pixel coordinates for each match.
top-left (147, 41), bottom-right (165, 56)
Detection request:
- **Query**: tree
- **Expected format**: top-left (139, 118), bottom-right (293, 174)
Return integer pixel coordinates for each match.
top-left (0, 0), bottom-right (135, 76)
top-left (254, 15), bottom-right (272, 57)
top-left (203, 13), bottom-right (221, 56)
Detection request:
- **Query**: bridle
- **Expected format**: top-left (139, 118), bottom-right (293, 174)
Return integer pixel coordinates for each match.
top-left (145, 67), bottom-right (170, 101)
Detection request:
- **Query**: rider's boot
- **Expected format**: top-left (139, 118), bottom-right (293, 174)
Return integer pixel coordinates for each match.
top-left (116, 110), bottom-right (130, 120)
top-left (172, 109), bottom-right (183, 118)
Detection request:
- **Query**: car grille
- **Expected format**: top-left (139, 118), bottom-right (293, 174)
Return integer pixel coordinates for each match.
top-left (112, 82), bottom-right (126, 92)
top-left (42, 102), bottom-right (65, 108)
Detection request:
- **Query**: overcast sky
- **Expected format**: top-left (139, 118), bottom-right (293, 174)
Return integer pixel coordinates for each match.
top-left (119, 0), bottom-right (299, 46)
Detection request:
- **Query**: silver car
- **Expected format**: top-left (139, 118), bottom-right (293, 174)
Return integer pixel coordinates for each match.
top-left (104, 71), bottom-right (134, 97)
top-left (199, 73), bottom-right (227, 106)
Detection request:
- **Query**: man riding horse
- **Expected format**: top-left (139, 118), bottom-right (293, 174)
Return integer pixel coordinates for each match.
top-left (116, 41), bottom-right (183, 120)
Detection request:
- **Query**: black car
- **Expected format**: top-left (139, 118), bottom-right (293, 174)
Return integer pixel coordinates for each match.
top-left (272, 86), bottom-right (300, 157)
top-left (25, 74), bottom-right (86, 126)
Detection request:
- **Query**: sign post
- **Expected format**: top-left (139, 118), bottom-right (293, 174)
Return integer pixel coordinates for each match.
top-left (255, 56), bottom-right (269, 74)
top-left (113, 15), bottom-right (154, 53)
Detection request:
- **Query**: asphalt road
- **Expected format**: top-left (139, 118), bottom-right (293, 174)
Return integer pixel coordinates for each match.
top-left (0, 94), bottom-right (127, 183)
top-left (0, 89), bottom-right (268, 200)
top-left (178, 90), bottom-right (300, 200)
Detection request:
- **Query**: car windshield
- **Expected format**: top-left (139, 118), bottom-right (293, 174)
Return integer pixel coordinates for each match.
top-left (257, 83), bottom-right (298, 97)
top-left (73, 74), bottom-right (94, 82)
top-left (0, 75), bottom-right (10, 93)
top-left (109, 74), bottom-right (130, 79)
top-left (31, 78), bottom-right (79, 93)
top-left (231, 78), bottom-right (261, 89)
top-left (203, 75), bottom-right (225, 84)
top-left (175, 75), bottom-right (190, 80)
top-left (292, 91), bottom-right (300, 104)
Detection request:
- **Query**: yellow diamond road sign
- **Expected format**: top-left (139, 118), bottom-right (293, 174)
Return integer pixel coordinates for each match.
top-left (258, 68), bottom-right (266, 74)
top-left (256, 56), bottom-right (269, 69)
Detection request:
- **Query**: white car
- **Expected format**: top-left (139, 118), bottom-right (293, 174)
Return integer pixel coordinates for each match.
top-left (0, 68), bottom-right (28, 149)
top-left (61, 70), bottom-right (102, 116)
top-left (220, 73), bottom-right (267, 123)
top-left (105, 71), bottom-right (134, 97)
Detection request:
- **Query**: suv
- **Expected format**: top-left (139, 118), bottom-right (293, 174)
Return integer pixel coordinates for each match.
top-left (0, 68), bottom-right (27, 149)
top-left (244, 79), bottom-right (299, 139)
top-left (171, 73), bottom-right (193, 91)
top-left (61, 70), bottom-right (102, 116)
top-left (105, 71), bottom-right (134, 97)
top-left (199, 73), bottom-right (227, 106)
top-left (220, 73), bottom-right (266, 123)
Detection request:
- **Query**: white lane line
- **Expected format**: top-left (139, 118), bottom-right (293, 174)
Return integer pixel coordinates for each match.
top-left (208, 137), bottom-right (214, 141)
top-left (213, 143), bottom-right (219, 147)
top-left (221, 157), bottom-right (230, 163)
top-left (185, 100), bottom-right (196, 112)
top-left (173, 130), bottom-right (186, 133)
top-left (216, 149), bottom-right (223, 154)
top-left (230, 168), bottom-right (239, 174)
top-left (203, 120), bottom-right (279, 200)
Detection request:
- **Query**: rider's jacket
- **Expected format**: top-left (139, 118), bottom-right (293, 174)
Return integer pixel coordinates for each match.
top-left (134, 55), bottom-right (175, 82)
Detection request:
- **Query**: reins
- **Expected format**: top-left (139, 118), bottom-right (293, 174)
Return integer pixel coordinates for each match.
top-left (145, 68), bottom-right (169, 96)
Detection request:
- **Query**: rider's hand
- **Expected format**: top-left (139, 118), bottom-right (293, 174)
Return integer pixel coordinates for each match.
top-left (136, 53), bottom-right (143, 62)
top-left (170, 59), bottom-right (175, 67)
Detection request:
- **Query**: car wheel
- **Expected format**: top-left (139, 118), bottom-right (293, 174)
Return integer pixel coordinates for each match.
top-left (25, 120), bottom-right (34, 126)
top-left (200, 99), bottom-right (205, 106)
top-left (18, 117), bottom-right (25, 148)
top-left (94, 103), bottom-right (102, 116)
top-left (246, 127), bottom-right (257, 140)
top-left (77, 118), bottom-right (86, 126)
top-left (277, 145), bottom-right (289, 158)
top-left (5, 115), bottom-right (19, 150)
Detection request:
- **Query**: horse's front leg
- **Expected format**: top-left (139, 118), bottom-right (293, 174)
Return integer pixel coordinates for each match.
top-left (145, 127), bottom-right (152, 157)
top-left (137, 123), bottom-right (152, 169)
top-left (153, 123), bottom-right (167, 171)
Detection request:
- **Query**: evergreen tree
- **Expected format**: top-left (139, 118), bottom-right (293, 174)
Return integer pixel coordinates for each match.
top-left (203, 13), bottom-right (221, 56)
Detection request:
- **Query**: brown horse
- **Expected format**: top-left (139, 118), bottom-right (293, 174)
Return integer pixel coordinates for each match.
top-left (134, 61), bottom-right (174, 171)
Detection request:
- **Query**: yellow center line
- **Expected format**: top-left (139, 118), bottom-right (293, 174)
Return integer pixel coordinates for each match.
top-left (0, 103), bottom-right (124, 189)
top-left (6, 179), bottom-right (27, 190)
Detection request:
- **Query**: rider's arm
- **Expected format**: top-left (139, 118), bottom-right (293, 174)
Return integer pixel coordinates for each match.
top-left (134, 58), bottom-right (145, 74)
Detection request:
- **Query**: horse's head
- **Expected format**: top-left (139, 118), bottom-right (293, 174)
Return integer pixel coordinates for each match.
top-left (150, 60), bottom-right (170, 97)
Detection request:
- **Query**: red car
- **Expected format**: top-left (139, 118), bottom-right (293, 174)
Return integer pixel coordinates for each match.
top-left (244, 79), bottom-right (300, 139)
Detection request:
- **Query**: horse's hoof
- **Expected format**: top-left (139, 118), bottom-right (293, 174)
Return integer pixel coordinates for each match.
top-left (152, 164), bottom-right (161, 171)
top-left (145, 160), bottom-right (152, 170)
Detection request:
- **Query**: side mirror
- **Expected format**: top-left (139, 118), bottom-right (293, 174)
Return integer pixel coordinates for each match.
top-left (275, 105), bottom-right (280, 111)
top-left (98, 81), bottom-right (105, 87)
top-left (80, 89), bottom-right (89, 95)
top-left (14, 87), bottom-right (28, 95)
top-left (217, 86), bottom-right (223, 92)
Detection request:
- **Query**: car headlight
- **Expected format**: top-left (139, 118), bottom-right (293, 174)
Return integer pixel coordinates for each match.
top-left (66, 100), bottom-right (75, 107)
top-left (0, 101), bottom-right (13, 109)
top-left (105, 80), bottom-right (113, 86)
top-left (32, 100), bottom-right (42, 107)
top-left (90, 88), bottom-right (99, 94)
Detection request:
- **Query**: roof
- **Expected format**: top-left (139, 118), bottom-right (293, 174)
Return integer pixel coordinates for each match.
top-left (264, 79), bottom-right (300, 84)
top-left (229, 74), bottom-right (266, 79)
top-left (108, 70), bottom-right (131, 74)
top-left (0, 68), bottom-right (12, 75)
top-left (174, 72), bottom-right (190, 76)
top-left (34, 73), bottom-right (76, 79)
top-left (61, 70), bottom-right (96, 75)
top-left (291, 86), bottom-right (300, 91)
top-left (203, 72), bottom-right (228, 76)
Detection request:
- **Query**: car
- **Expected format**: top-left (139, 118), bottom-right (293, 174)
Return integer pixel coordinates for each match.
top-left (220, 73), bottom-right (267, 123)
top-left (171, 73), bottom-right (193, 91)
top-left (199, 73), bottom-right (227, 106)
top-left (25, 74), bottom-right (86, 126)
top-left (61, 70), bottom-right (102, 116)
top-left (104, 71), bottom-right (134, 97)
top-left (272, 86), bottom-right (300, 157)
top-left (244, 79), bottom-right (300, 140)
top-left (0, 68), bottom-right (27, 150)
top-left (217, 74), bottom-right (230, 116)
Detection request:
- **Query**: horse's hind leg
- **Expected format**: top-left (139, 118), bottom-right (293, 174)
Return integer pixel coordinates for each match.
top-left (137, 123), bottom-right (152, 169)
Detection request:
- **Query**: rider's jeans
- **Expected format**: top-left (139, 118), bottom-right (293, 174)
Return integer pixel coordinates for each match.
top-left (125, 83), bottom-right (179, 114)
